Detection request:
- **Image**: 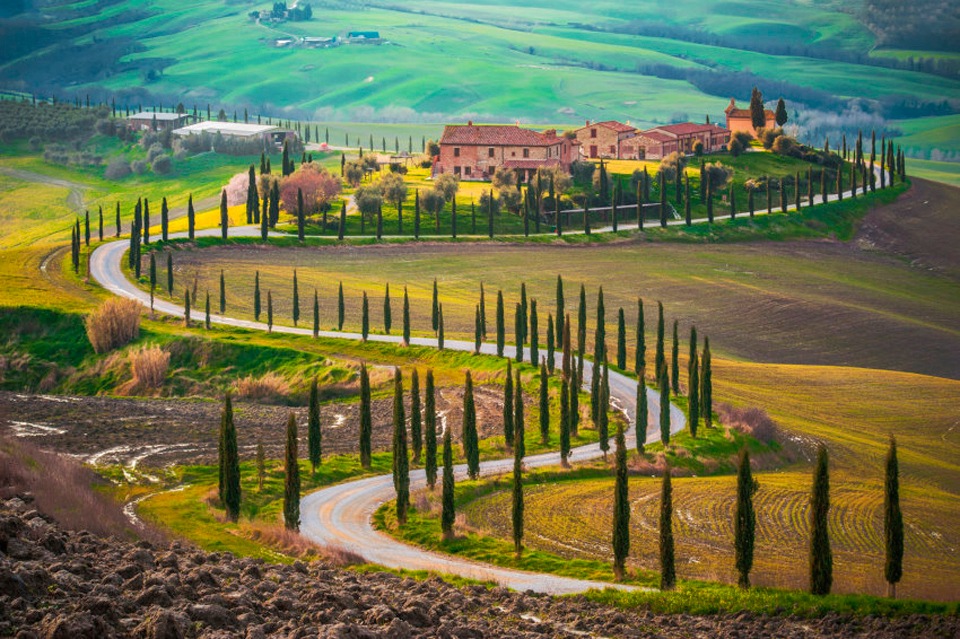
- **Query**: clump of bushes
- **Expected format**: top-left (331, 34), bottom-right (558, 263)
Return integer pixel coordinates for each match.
top-left (151, 154), bottom-right (172, 175)
top-left (727, 131), bottom-right (752, 157)
top-left (105, 157), bottom-right (132, 180)
top-left (85, 297), bottom-right (141, 354)
top-left (128, 345), bottom-right (170, 389)
top-left (234, 371), bottom-right (291, 403)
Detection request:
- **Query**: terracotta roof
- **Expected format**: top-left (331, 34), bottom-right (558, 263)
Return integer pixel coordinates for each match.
top-left (649, 123), bottom-right (728, 136)
top-left (502, 159), bottom-right (561, 170)
top-left (635, 131), bottom-right (674, 143)
top-left (440, 124), bottom-right (560, 147)
top-left (726, 108), bottom-right (775, 120)
top-left (588, 120), bottom-right (636, 133)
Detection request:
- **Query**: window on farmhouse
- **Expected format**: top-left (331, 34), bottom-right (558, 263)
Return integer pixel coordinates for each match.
top-left (488, 148), bottom-right (495, 158)
top-left (590, 129), bottom-right (597, 138)
top-left (523, 148), bottom-right (529, 158)
top-left (454, 147), bottom-right (460, 157)
top-left (465, 166), bottom-right (471, 175)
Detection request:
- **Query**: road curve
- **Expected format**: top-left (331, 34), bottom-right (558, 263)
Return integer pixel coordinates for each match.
top-left (88, 225), bottom-right (685, 594)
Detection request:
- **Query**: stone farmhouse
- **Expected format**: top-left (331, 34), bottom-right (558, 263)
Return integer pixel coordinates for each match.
top-left (434, 123), bottom-right (579, 182)
top-left (724, 98), bottom-right (776, 138)
top-left (127, 111), bottom-right (191, 131)
top-left (635, 122), bottom-right (731, 160)
top-left (574, 120), bottom-right (639, 160)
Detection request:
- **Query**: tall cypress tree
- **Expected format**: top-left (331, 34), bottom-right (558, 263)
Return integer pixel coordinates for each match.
top-left (503, 360), bottom-right (514, 449)
top-left (570, 365), bottom-right (580, 438)
top-left (479, 282), bottom-right (487, 339)
top-left (617, 308), bottom-right (627, 370)
top-left (425, 370), bottom-right (438, 489)
top-left (474, 305), bottom-right (482, 353)
top-left (205, 291), bottom-right (211, 329)
top-left (496, 290), bottom-right (506, 357)
top-left (659, 365), bottom-right (670, 446)
top-left (560, 376), bottom-right (571, 466)
top-left (598, 361), bottom-right (610, 457)
top-left (885, 437), bottom-right (904, 598)
top-left (613, 423), bottom-right (630, 581)
top-left (655, 301), bottom-right (666, 384)
top-left (810, 445), bottom-right (833, 595)
top-left (538, 362), bottom-right (549, 444)
top-left (292, 270), bottom-right (300, 327)
top-left (308, 378), bottom-right (322, 473)
top-left (143, 199), bottom-right (150, 244)
top-left (635, 298), bottom-right (645, 377)
top-left (361, 291), bottom-right (369, 342)
top-left (253, 271), bottom-right (261, 321)
top-left (359, 363), bottom-right (372, 469)
top-left (546, 314), bottom-right (555, 374)
top-left (555, 275), bottom-right (565, 348)
top-left (410, 369), bottom-right (422, 464)
top-left (514, 303), bottom-right (524, 363)
top-left (222, 394), bottom-right (240, 522)
top-left (184, 288), bottom-right (191, 326)
top-left (283, 412), bottom-right (300, 531)
top-left (161, 197), bottom-right (169, 242)
top-left (337, 282), bottom-right (345, 330)
top-left (384, 283), bottom-right (392, 335)
top-left (392, 368), bottom-right (409, 525)
top-left (511, 423), bottom-right (524, 558)
top-left (577, 284), bottom-right (587, 380)
top-left (219, 270), bottom-right (226, 314)
top-left (98, 205), bottom-right (103, 242)
top-left (431, 278), bottom-right (439, 332)
top-left (701, 337), bottom-right (713, 428)
top-left (441, 426), bottom-right (455, 540)
top-left (313, 289), bottom-right (320, 338)
top-left (266, 290), bottom-right (273, 332)
top-left (688, 341), bottom-right (700, 438)
top-left (514, 369), bottom-right (525, 459)
top-left (402, 287), bottom-right (411, 346)
top-left (463, 371), bottom-right (480, 479)
top-left (437, 303), bottom-right (444, 350)
top-left (115, 201), bottom-right (121, 238)
top-left (671, 319), bottom-right (680, 395)
top-left (636, 375), bottom-right (647, 453)
top-left (660, 467), bottom-right (676, 590)
top-left (735, 449), bottom-right (756, 589)
top-left (529, 299), bottom-right (539, 365)
top-left (520, 283), bottom-right (528, 345)
top-left (220, 189), bottom-right (228, 240)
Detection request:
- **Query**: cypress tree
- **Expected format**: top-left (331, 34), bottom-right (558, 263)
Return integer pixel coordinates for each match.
top-left (292, 270), bottom-right (300, 327)
top-left (636, 374), bottom-right (647, 453)
top-left (437, 303), bottom-right (444, 350)
top-left (463, 371), bottom-right (480, 479)
top-left (480, 282), bottom-right (487, 339)
top-left (205, 291), bottom-right (211, 329)
top-left (496, 290), bottom-right (506, 357)
top-left (503, 360), bottom-right (514, 449)
top-left (361, 291), bottom-right (369, 341)
top-left (660, 467), bottom-right (676, 591)
top-left (529, 299), bottom-right (539, 365)
top-left (617, 308), bottom-right (627, 370)
top-left (218, 402), bottom-right (226, 504)
top-left (161, 197), bottom-right (169, 242)
top-left (795, 172), bottom-right (802, 210)
top-left (410, 369), bottom-right (422, 463)
top-left (598, 361), bottom-right (610, 457)
top-left (560, 376), bottom-right (571, 466)
top-left (701, 337), bottom-right (713, 428)
top-left (384, 283), bottom-right (392, 335)
top-left (511, 413), bottom-right (524, 558)
top-left (655, 301), bottom-right (666, 384)
top-left (520, 283), bottom-right (528, 345)
top-left (222, 393), bottom-right (241, 522)
top-left (392, 368), bottom-right (409, 525)
top-left (359, 363), bottom-right (372, 468)
top-left (546, 314), bottom-right (555, 374)
top-left (115, 201), bottom-right (121, 238)
top-left (425, 370), bottom-right (438, 489)
top-left (218, 270), bottom-right (226, 314)
top-left (488, 190), bottom-right (495, 238)
top-left (441, 426), bottom-right (455, 540)
top-left (671, 319), bottom-right (680, 395)
top-left (810, 445), bottom-right (833, 595)
top-left (220, 189), bottom-right (228, 240)
top-left (577, 284), bottom-right (587, 380)
top-left (635, 298), bottom-right (645, 377)
top-left (308, 378), bottom-right (322, 473)
top-left (570, 364), bottom-right (580, 438)
top-left (688, 340), bottom-right (699, 438)
top-left (253, 271), bottom-right (261, 321)
top-left (98, 206), bottom-right (103, 242)
top-left (338, 282), bottom-right (345, 330)
top-left (474, 305), bottom-right (482, 353)
top-left (612, 423), bottom-right (630, 580)
top-left (561, 314), bottom-right (572, 380)
top-left (184, 288), bottom-right (191, 326)
top-left (283, 412), bottom-right (300, 530)
top-left (403, 287), bottom-right (411, 346)
top-left (659, 365), bottom-right (670, 446)
top-left (555, 275), bottom-right (564, 347)
top-left (884, 437), bottom-right (904, 598)
top-left (260, 194), bottom-right (269, 241)
top-left (432, 278), bottom-right (439, 332)
top-left (539, 362), bottom-right (549, 444)
top-left (143, 199), bottom-right (150, 244)
top-left (514, 368), bottom-right (525, 459)
top-left (149, 252), bottom-right (157, 295)
top-left (313, 289), bottom-right (319, 338)
top-left (735, 449), bottom-right (756, 589)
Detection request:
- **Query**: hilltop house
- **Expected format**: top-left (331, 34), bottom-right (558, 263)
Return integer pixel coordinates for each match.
top-left (635, 122), bottom-right (730, 159)
top-left (434, 123), bottom-right (579, 182)
top-left (724, 98), bottom-right (776, 138)
top-left (574, 120), bottom-right (639, 159)
top-left (172, 121), bottom-right (296, 148)
top-left (127, 111), bottom-right (190, 131)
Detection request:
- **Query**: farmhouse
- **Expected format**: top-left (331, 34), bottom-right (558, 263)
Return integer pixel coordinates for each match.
top-left (172, 121), bottom-right (296, 148)
top-left (127, 111), bottom-right (190, 131)
top-left (434, 123), bottom-right (579, 182)
top-left (574, 120), bottom-right (639, 160)
top-left (725, 98), bottom-right (776, 138)
top-left (636, 122), bottom-right (731, 159)
top-left (345, 31), bottom-right (381, 44)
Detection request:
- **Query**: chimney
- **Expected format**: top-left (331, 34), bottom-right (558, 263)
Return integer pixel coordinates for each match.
top-left (467, 120), bottom-right (473, 126)
top-left (585, 119), bottom-right (591, 126)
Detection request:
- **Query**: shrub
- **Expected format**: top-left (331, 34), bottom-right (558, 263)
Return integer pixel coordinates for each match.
top-left (146, 143), bottom-right (165, 163)
top-left (85, 297), bottom-right (142, 354)
top-left (234, 371), bottom-right (291, 403)
top-left (759, 127), bottom-right (783, 150)
top-left (719, 404), bottom-right (780, 444)
top-left (128, 345), bottom-right (170, 389)
top-left (280, 163), bottom-right (342, 215)
top-left (659, 152), bottom-right (685, 182)
top-left (728, 131), bottom-right (752, 157)
top-left (570, 160), bottom-right (595, 187)
top-left (701, 162), bottom-right (734, 191)
top-left (131, 159), bottom-right (147, 175)
top-left (151, 154), bottom-right (172, 175)
top-left (105, 158), bottom-right (132, 180)
top-left (772, 134), bottom-right (801, 158)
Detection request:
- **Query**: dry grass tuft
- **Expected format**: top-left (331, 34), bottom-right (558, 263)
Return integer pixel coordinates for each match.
top-left (718, 404), bottom-right (780, 444)
top-left (85, 297), bottom-right (141, 354)
top-left (234, 372), bottom-right (291, 403)
top-left (129, 345), bottom-right (170, 390)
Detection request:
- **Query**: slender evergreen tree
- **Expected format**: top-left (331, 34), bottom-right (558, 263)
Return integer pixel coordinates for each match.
top-left (441, 426), bottom-right (455, 540)
top-left (292, 270), bottom-right (300, 327)
top-left (511, 424), bottom-right (524, 558)
top-left (546, 314), bottom-right (556, 374)
top-left (635, 298), bottom-right (645, 377)
top-left (116, 201), bottom-right (122, 238)
top-left (810, 445), bottom-right (833, 595)
top-left (463, 371), bottom-right (480, 479)
top-left (503, 360), bottom-right (514, 448)
top-left (337, 282), bottom-right (345, 330)
top-left (660, 467), bottom-right (676, 590)
top-left (659, 365), bottom-right (670, 446)
top-left (98, 205), bottom-right (103, 241)
top-left (479, 282), bottom-right (487, 339)
top-left (308, 378), bottom-right (322, 473)
top-left (359, 363), bottom-right (372, 468)
top-left (688, 341), bottom-right (700, 438)
top-left (514, 369), bottom-right (525, 459)
top-left (437, 303), bottom-right (444, 350)
top-left (218, 270), bottom-right (226, 314)
top-left (560, 377), bottom-right (571, 466)
top-left (253, 271), bottom-right (261, 321)
top-left (701, 337), bottom-right (713, 428)
top-left (410, 369), bottom-right (422, 463)
top-left (425, 369), bottom-right (438, 489)
top-left (520, 283), bottom-right (528, 345)
top-left (222, 393), bottom-right (241, 522)
top-left (636, 375), bottom-right (647, 453)
top-left (312, 289), bottom-right (319, 338)
top-left (496, 290), bottom-right (506, 357)
top-left (184, 287), bottom-right (191, 326)
top-left (392, 368), bottom-right (410, 525)
top-left (671, 319), bottom-right (680, 395)
top-left (539, 362), bottom-right (550, 444)
top-left (885, 437), bottom-right (904, 598)
top-left (613, 423), bottom-right (630, 580)
top-left (167, 253), bottom-right (174, 295)
top-left (570, 365), bottom-right (580, 438)
top-left (383, 283), bottom-right (392, 335)
top-left (204, 291), bottom-right (211, 329)
top-left (529, 299), bottom-right (539, 365)
top-left (598, 361), bottom-right (610, 457)
top-left (577, 284), bottom-right (587, 380)
top-left (655, 301), bottom-right (666, 384)
top-left (735, 449), bottom-right (756, 589)
top-left (431, 278), bottom-right (439, 332)
top-left (220, 189), bottom-right (228, 240)
top-left (361, 291), bottom-right (369, 341)
top-left (267, 290), bottom-right (273, 332)
top-left (514, 303), bottom-right (524, 363)
top-left (555, 276), bottom-right (565, 347)
top-left (161, 197), bottom-right (169, 242)
top-left (617, 308), bottom-right (627, 370)
top-left (283, 412), bottom-right (300, 531)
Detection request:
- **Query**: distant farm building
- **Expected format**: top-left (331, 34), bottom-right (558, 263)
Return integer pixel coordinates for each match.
top-left (304, 36), bottom-right (336, 48)
top-left (127, 111), bottom-right (190, 131)
top-left (435, 123), bottom-right (579, 182)
top-left (345, 31), bottom-right (381, 44)
top-left (172, 121), bottom-right (296, 148)
top-left (724, 98), bottom-right (776, 138)
top-left (636, 123), bottom-right (730, 159)
top-left (574, 120), bottom-right (639, 160)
